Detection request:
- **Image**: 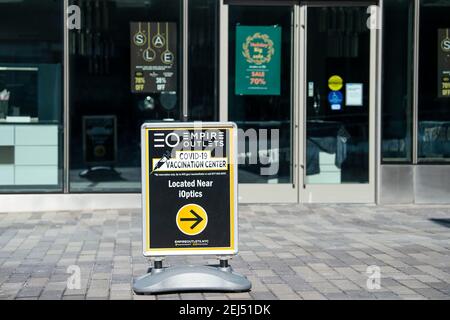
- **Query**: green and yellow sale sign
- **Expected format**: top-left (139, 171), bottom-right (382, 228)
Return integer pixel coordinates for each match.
top-left (235, 25), bottom-right (281, 96)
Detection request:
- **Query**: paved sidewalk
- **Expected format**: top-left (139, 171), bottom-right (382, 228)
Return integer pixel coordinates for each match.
top-left (0, 204), bottom-right (449, 300)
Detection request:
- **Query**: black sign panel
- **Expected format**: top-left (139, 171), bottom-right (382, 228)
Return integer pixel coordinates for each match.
top-left (141, 123), bottom-right (238, 257)
top-left (130, 22), bottom-right (177, 93)
top-left (438, 28), bottom-right (450, 98)
top-left (83, 116), bottom-right (117, 165)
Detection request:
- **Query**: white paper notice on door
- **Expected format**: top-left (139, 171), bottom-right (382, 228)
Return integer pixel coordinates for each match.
top-left (346, 83), bottom-right (363, 106)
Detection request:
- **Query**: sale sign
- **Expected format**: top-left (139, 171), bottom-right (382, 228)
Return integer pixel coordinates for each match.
top-left (130, 22), bottom-right (177, 94)
top-left (235, 25), bottom-right (281, 96)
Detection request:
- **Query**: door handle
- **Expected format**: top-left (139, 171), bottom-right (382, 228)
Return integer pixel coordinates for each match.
top-left (300, 164), bottom-right (306, 189)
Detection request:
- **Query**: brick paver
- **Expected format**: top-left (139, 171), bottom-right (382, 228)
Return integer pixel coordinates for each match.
top-left (0, 204), bottom-right (449, 300)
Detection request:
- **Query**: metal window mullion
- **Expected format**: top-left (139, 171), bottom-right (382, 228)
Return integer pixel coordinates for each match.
top-left (376, 1), bottom-right (384, 204)
top-left (300, 5), bottom-right (307, 190)
top-left (292, 5), bottom-right (300, 191)
top-left (64, 0), bottom-right (70, 194)
top-left (412, 0), bottom-right (420, 165)
top-left (376, 0), bottom-right (384, 204)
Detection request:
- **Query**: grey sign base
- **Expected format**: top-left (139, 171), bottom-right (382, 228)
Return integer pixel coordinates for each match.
top-left (133, 265), bottom-right (252, 295)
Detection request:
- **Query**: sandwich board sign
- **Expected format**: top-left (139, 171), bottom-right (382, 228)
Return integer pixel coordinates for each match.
top-left (141, 122), bottom-right (238, 257)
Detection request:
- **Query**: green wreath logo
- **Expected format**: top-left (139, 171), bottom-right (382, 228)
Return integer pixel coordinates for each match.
top-left (242, 32), bottom-right (275, 65)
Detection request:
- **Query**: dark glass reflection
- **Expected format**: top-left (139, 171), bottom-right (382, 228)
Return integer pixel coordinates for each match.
top-left (228, 6), bottom-right (293, 184)
top-left (306, 7), bottom-right (370, 184)
top-left (382, 0), bottom-right (414, 163)
top-left (0, 0), bottom-right (63, 193)
top-left (188, 0), bottom-right (219, 121)
top-left (418, 0), bottom-right (450, 162)
top-left (69, 0), bottom-right (182, 192)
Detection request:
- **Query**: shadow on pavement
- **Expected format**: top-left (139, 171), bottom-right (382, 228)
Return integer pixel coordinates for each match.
top-left (430, 218), bottom-right (450, 228)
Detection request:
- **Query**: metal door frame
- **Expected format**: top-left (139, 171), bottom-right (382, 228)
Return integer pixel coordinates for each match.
top-left (219, 0), bottom-right (300, 204)
top-left (298, 2), bottom-right (381, 203)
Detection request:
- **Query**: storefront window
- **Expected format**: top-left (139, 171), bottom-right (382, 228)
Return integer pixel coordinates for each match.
top-left (69, 0), bottom-right (183, 192)
top-left (228, 5), bottom-right (293, 184)
top-left (382, 0), bottom-right (414, 163)
top-left (418, 0), bottom-right (450, 162)
top-left (0, 0), bottom-right (63, 193)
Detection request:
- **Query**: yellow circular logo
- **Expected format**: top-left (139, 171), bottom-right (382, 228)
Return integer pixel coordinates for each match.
top-left (94, 145), bottom-right (106, 157)
top-left (176, 204), bottom-right (208, 236)
top-left (328, 75), bottom-right (344, 91)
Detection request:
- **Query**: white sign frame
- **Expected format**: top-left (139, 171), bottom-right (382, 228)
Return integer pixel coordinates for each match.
top-left (141, 122), bottom-right (239, 257)
top-left (346, 83), bottom-right (364, 107)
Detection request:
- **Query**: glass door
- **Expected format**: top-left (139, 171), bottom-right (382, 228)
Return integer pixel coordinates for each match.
top-left (226, 4), bottom-right (298, 203)
top-left (300, 4), bottom-right (378, 203)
